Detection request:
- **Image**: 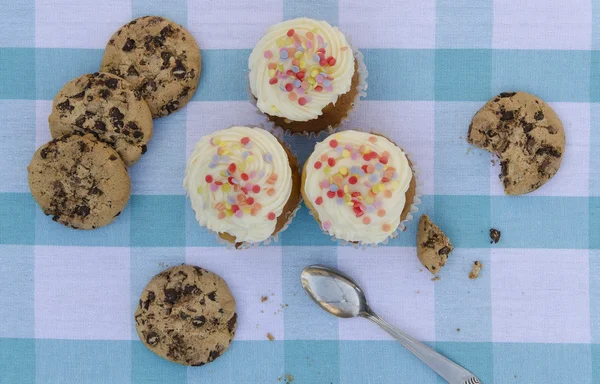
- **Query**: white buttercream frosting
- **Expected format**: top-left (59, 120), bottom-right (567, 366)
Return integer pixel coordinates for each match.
top-left (249, 18), bottom-right (355, 122)
top-left (184, 126), bottom-right (293, 243)
top-left (303, 130), bottom-right (412, 244)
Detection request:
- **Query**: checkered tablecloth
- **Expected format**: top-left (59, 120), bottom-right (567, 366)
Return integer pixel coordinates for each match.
top-left (1, 0), bottom-right (599, 383)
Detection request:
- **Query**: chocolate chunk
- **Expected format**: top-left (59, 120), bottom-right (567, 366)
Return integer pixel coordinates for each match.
top-left (499, 92), bottom-right (516, 98)
top-left (147, 291), bottom-right (155, 301)
top-left (75, 116), bottom-right (86, 128)
top-left (535, 145), bottom-right (561, 158)
top-left (172, 60), bottom-right (186, 79)
top-left (126, 122), bottom-right (139, 131)
top-left (75, 205), bottom-right (90, 217)
top-left (525, 137), bottom-right (536, 155)
top-left (99, 89), bottom-right (110, 99)
top-left (78, 141), bottom-right (87, 153)
top-left (109, 155), bottom-right (118, 161)
top-left (57, 99), bottom-right (74, 112)
top-left (141, 145), bottom-right (147, 154)
top-left (160, 25), bottom-right (172, 37)
top-left (500, 160), bottom-right (508, 177)
top-left (143, 80), bottom-right (157, 92)
top-left (183, 285), bottom-right (198, 295)
top-left (164, 288), bottom-right (180, 305)
top-left (122, 38), bottom-right (135, 52)
top-left (547, 125), bottom-right (557, 134)
top-left (192, 315), bottom-right (206, 327)
top-left (146, 331), bottom-right (159, 346)
top-left (191, 362), bottom-right (205, 367)
top-left (179, 312), bottom-right (189, 320)
top-left (489, 228), bottom-right (501, 244)
top-left (72, 91), bottom-right (85, 99)
top-left (161, 52), bottom-right (172, 68)
top-left (438, 246), bottom-right (451, 256)
top-left (94, 121), bottom-right (106, 131)
top-left (207, 292), bottom-right (217, 301)
top-left (109, 107), bottom-right (124, 121)
top-left (40, 148), bottom-right (49, 159)
top-left (534, 111), bottom-right (544, 121)
top-left (133, 131), bottom-right (143, 139)
top-left (227, 313), bottom-right (237, 333)
top-left (208, 350), bottom-right (220, 362)
top-left (500, 111), bottom-right (514, 121)
top-left (105, 78), bottom-right (119, 89)
top-left (127, 65), bottom-right (139, 77)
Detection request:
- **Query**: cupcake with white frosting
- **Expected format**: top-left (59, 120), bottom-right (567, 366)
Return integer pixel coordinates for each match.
top-left (248, 18), bottom-right (365, 135)
top-left (184, 126), bottom-right (301, 247)
top-left (302, 130), bottom-right (417, 246)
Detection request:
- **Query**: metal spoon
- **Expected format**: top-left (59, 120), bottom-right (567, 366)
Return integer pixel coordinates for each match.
top-left (301, 264), bottom-right (482, 384)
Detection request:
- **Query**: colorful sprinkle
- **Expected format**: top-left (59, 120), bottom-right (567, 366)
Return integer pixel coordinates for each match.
top-left (327, 158), bottom-right (336, 167)
top-left (205, 175), bottom-right (213, 183)
top-left (362, 216), bottom-right (371, 225)
top-left (287, 29), bottom-right (295, 37)
top-left (298, 97), bottom-right (307, 106)
top-left (314, 161), bottom-right (322, 169)
top-left (264, 50), bottom-right (272, 59)
top-left (315, 196), bottom-right (323, 205)
top-left (263, 153), bottom-right (273, 163)
top-left (382, 224), bottom-right (391, 232)
top-left (267, 212), bottom-right (276, 220)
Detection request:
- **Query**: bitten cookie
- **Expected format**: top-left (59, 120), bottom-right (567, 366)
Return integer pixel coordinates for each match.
top-left (135, 265), bottom-right (237, 366)
top-left (48, 72), bottom-right (153, 167)
top-left (468, 92), bottom-right (565, 195)
top-left (100, 16), bottom-right (201, 118)
top-left (28, 134), bottom-right (131, 230)
top-left (417, 215), bottom-right (453, 275)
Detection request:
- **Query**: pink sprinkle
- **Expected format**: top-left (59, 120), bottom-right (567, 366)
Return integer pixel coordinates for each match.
top-left (325, 86), bottom-right (334, 92)
top-left (304, 96), bottom-right (311, 103)
top-left (264, 50), bottom-right (272, 59)
top-left (316, 74), bottom-right (324, 83)
top-left (323, 221), bottom-right (331, 231)
top-left (351, 153), bottom-right (359, 160)
top-left (320, 180), bottom-right (330, 189)
top-left (301, 80), bottom-right (309, 89)
top-left (288, 92), bottom-right (297, 101)
top-left (317, 35), bottom-right (324, 45)
top-left (210, 183), bottom-right (219, 192)
top-left (297, 87), bottom-right (305, 95)
top-left (306, 40), bottom-right (313, 49)
top-left (235, 210), bottom-right (243, 218)
top-left (345, 144), bottom-right (353, 150)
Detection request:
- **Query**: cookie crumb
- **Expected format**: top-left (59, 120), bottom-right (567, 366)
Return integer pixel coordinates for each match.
top-left (431, 276), bottom-right (440, 281)
top-left (469, 261), bottom-right (483, 280)
top-left (489, 228), bottom-right (501, 244)
top-left (456, 328), bottom-right (460, 332)
top-left (266, 332), bottom-right (275, 341)
top-left (261, 296), bottom-right (268, 302)
top-left (285, 374), bottom-right (294, 383)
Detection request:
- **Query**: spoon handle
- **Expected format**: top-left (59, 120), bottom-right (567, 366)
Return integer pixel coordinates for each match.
top-left (364, 312), bottom-right (481, 384)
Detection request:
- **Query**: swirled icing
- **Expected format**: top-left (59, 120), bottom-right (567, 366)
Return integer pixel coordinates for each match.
top-left (303, 130), bottom-right (412, 244)
top-left (184, 126), bottom-right (293, 243)
top-left (249, 18), bottom-right (355, 122)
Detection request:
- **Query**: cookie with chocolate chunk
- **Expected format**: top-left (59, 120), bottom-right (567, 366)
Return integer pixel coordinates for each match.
top-left (468, 92), bottom-right (565, 195)
top-left (417, 215), bottom-right (453, 275)
top-left (49, 72), bottom-right (153, 167)
top-left (100, 16), bottom-right (201, 118)
top-left (28, 134), bottom-right (131, 230)
top-left (134, 265), bottom-right (237, 366)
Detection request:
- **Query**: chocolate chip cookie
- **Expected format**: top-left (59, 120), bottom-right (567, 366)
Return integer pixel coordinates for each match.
top-left (417, 215), bottom-right (453, 275)
top-left (468, 92), bottom-right (565, 195)
top-left (100, 16), bottom-right (201, 118)
top-left (49, 72), bottom-right (153, 167)
top-left (28, 134), bottom-right (131, 230)
top-left (135, 265), bottom-right (237, 366)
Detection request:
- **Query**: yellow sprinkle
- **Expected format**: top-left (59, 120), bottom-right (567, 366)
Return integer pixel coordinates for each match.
top-left (299, 60), bottom-right (306, 69)
top-left (277, 64), bottom-right (284, 71)
top-left (226, 210), bottom-right (233, 217)
top-left (219, 171), bottom-right (226, 178)
top-left (308, 77), bottom-right (316, 85)
top-left (378, 184), bottom-right (386, 192)
top-left (246, 155), bottom-right (255, 163)
top-left (213, 137), bottom-right (221, 145)
top-left (196, 186), bottom-right (203, 194)
top-left (342, 149), bottom-right (350, 158)
top-left (295, 51), bottom-right (303, 59)
top-left (346, 201), bottom-right (354, 206)
top-left (268, 69), bottom-right (276, 77)
top-left (222, 184), bottom-right (231, 192)
top-left (365, 196), bottom-right (375, 204)
top-left (323, 166), bottom-right (331, 175)
top-left (285, 37), bottom-right (293, 45)
top-left (271, 105), bottom-right (279, 113)
top-left (238, 162), bottom-right (246, 172)
top-left (276, 37), bottom-right (286, 47)
top-left (243, 206), bottom-right (251, 214)
top-left (371, 186), bottom-right (379, 194)
top-left (225, 203), bottom-right (231, 209)
top-left (343, 185), bottom-right (349, 193)
top-left (222, 150), bottom-right (230, 156)
top-left (339, 167), bottom-right (348, 176)
top-left (310, 69), bottom-right (319, 77)
top-left (344, 194), bottom-right (351, 202)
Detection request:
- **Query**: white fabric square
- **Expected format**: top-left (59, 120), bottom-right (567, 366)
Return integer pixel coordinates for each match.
top-left (35, 100), bottom-right (53, 148)
top-left (186, 247), bottom-right (283, 341)
top-left (185, 101), bottom-right (269, 158)
top-left (492, 0), bottom-right (592, 50)
top-left (35, 0), bottom-right (132, 49)
top-left (339, 0), bottom-right (436, 48)
top-left (489, 102), bottom-right (590, 196)
top-left (34, 246), bottom-right (131, 340)
top-left (341, 101), bottom-right (435, 195)
top-left (337, 247), bottom-right (435, 341)
top-left (187, 1), bottom-right (282, 49)
top-left (491, 248), bottom-right (590, 343)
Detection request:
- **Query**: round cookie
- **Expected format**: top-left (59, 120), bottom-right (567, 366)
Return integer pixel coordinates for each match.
top-left (134, 265), bottom-right (237, 366)
top-left (468, 92), bottom-right (565, 195)
top-left (48, 72), bottom-right (153, 167)
top-left (100, 16), bottom-right (201, 118)
top-left (28, 134), bottom-right (131, 230)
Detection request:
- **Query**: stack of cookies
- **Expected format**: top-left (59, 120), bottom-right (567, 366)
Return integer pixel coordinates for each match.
top-left (28, 16), bottom-right (201, 230)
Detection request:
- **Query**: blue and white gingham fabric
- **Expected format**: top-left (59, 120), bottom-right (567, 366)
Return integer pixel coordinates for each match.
top-left (1, 0), bottom-right (599, 383)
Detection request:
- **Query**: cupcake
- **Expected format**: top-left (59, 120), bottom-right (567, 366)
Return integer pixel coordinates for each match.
top-left (302, 130), bottom-right (417, 245)
top-left (248, 18), bottom-right (364, 135)
top-left (184, 126), bottom-right (301, 247)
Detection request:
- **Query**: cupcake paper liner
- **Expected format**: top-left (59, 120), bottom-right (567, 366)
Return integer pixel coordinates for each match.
top-left (304, 132), bottom-right (422, 249)
top-left (188, 125), bottom-right (302, 250)
top-left (247, 32), bottom-right (368, 139)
